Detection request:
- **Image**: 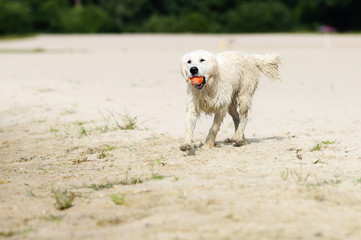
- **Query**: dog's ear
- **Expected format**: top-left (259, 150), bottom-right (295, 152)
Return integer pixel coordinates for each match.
top-left (180, 54), bottom-right (189, 82)
top-left (207, 55), bottom-right (218, 79)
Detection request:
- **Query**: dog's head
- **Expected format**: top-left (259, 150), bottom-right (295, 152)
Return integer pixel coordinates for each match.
top-left (181, 50), bottom-right (218, 90)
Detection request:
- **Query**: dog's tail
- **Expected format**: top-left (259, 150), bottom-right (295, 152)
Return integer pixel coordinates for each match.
top-left (254, 53), bottom-right (281, 81)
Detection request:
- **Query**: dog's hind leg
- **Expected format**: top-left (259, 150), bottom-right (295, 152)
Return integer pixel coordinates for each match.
top-left (228, 95), bottom-right (240, 132)
top-left (231, 110), bottom-right (248, 144)
top-left (204, 110), bottom-right (227, 149)
top-left (225, 98), bottom-right (241, 144)
top-left (232, 73), bottom-right (259, 145)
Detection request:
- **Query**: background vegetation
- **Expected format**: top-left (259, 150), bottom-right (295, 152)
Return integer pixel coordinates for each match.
top-left (0, 0), bottom-right (360, 34)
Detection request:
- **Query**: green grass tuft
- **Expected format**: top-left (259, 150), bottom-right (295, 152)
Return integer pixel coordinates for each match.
top-left (310, 143), bottom-right (322, 152)
top-left (50, 127), bottom-right (58, 133)
top-left (120, 112), bottom-right (137, 130)
top-left (105, 145), bottom-right (116, 151)
top-left (79, 127), bottom-right (88, 138)
top-left (110, 194), bottom-right (126, 205)
top-left (281, 168), bottom-right (290, 180)
top-left (41, 215), bottom-right (63, 223)
top-left (97, 150), bottom-right (107, 159)
top-left (52, 188), bottom-right (75, 210)
top-left (130, 178), bottom-right (143, 184)
top-left (26, 189), bottom-right (36, 197)
top-left (311, 140), bottom-right (337, 152)
top-left (152, 174), bottom-right (165, 180)
top-left (72, 153), bottom-right (88, 164)
top-left (88, 183), bottom-right (114, 191)
top-left (321, 140), bottom-right (337, 145)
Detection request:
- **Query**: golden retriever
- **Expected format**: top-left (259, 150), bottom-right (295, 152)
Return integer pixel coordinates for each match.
top-left (180, 49), bottom-right (281, 151)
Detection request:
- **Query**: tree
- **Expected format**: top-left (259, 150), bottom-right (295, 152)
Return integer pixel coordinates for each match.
top-left (0, 0), bottom-right (32, 34)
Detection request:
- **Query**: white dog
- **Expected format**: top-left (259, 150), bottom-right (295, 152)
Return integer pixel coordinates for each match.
top-left (180, 49), bottom-right (281, 151)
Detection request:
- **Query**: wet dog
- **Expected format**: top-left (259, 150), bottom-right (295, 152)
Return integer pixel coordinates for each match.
top-left (180, 49), bottom-right (281, 150)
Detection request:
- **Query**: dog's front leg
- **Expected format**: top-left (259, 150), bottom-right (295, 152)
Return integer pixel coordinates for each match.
top-left (180, 103), bottom-right (197, 151)
top-left (204, 110), bottom-right (227, 149)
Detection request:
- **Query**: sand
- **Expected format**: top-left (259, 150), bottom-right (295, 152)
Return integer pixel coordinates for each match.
top-left (1, 34), bottom-right (361, 239)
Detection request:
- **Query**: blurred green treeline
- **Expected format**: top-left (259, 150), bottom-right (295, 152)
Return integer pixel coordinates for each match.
top-left (0, 0), bottom-right (360, 34)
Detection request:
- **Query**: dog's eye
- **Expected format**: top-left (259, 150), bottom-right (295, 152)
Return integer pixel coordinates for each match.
top-left (187, 60), bottom-right (191, 64)
top-left (200, 59), bottom-right (205, 63)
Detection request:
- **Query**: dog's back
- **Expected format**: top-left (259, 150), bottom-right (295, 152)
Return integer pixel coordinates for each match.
top-left (216, 51), bottom-right (281, 82)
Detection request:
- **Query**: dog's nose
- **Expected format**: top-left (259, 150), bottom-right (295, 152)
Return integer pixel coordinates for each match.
top-left (190, 67), bottom-right (198, 75)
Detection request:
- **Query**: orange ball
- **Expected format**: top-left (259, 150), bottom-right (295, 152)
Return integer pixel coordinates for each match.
top-left (190, 77), bottom-right (204, 85)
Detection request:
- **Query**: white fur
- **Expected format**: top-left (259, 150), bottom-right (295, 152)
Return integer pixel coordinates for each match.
top-left (180, 49), bottom-right (281, 150)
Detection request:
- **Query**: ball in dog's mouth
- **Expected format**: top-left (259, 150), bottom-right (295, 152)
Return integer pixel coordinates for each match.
top-left (190, 76), bottom-right (206, 90)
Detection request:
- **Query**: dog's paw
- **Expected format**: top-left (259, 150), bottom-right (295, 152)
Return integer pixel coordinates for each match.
top-left (225, 136), bottom-right (246, 147)
top-left (180, 144), bottom-right (192, 151)
top-left (233, 140), bottom-right (247, 147)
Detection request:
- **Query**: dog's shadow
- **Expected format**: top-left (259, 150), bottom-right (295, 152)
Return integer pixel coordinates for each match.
top-left (218, 136), bottom-right (285, 146)
top-left (185, 136), bottom-right (285, 156)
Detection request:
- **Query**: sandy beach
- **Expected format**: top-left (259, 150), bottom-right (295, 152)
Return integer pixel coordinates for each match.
top-left (1, 34), bottom-right (361, 239)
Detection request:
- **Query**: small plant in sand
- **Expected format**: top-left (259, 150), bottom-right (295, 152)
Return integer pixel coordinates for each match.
top-left (310, 140), bottom-right (336, 152)
top-left (310, 143), bottom-right (322, 152)
top-left (120, 112), bottom-right (137, 130)
top-left (322, 140), bottom-right (337, 145)
top-left (129, 178), bottom-right (143, 184)
top-left (26, 189), bottom-right (36, 197)
top-left (110, 194), bottom-right (126, 205)
top-left (120, 164), bottom-right (143, 185)
top-left (290, 166), bottom-right (310, 184)
top-left (156, 155), bottom-right (167, 166)
top-left (72, 153), bottom-right (88, 164)
top-left (152, 174), bottom-right (165, 180)
top-left (281, 168), bottom-right (290, 180)
top-left (49, 127), bottom-right (58, 133)
top-left (86, 178), bottom-right (143, 191)
top-left (97, 147), bottom-right (114, 159)
top-left (52, 188), bottom-right (75, 210)
top-left (79, 127), bottom-right (88, 138)
top-left (281, 166), bottom-right (311, 184)
top-left (90, 110), bottom-right (138, 134)
top-left (88, 182), bottom-right (114, 191)
top-left (97, 150), bottom-right (107, 159)
top-left (41, 215), bottom-right (63, 223)
top-left (105, 145), bottom-right (116, 151)
top-left (84, 165), bottom-right (145, 191)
